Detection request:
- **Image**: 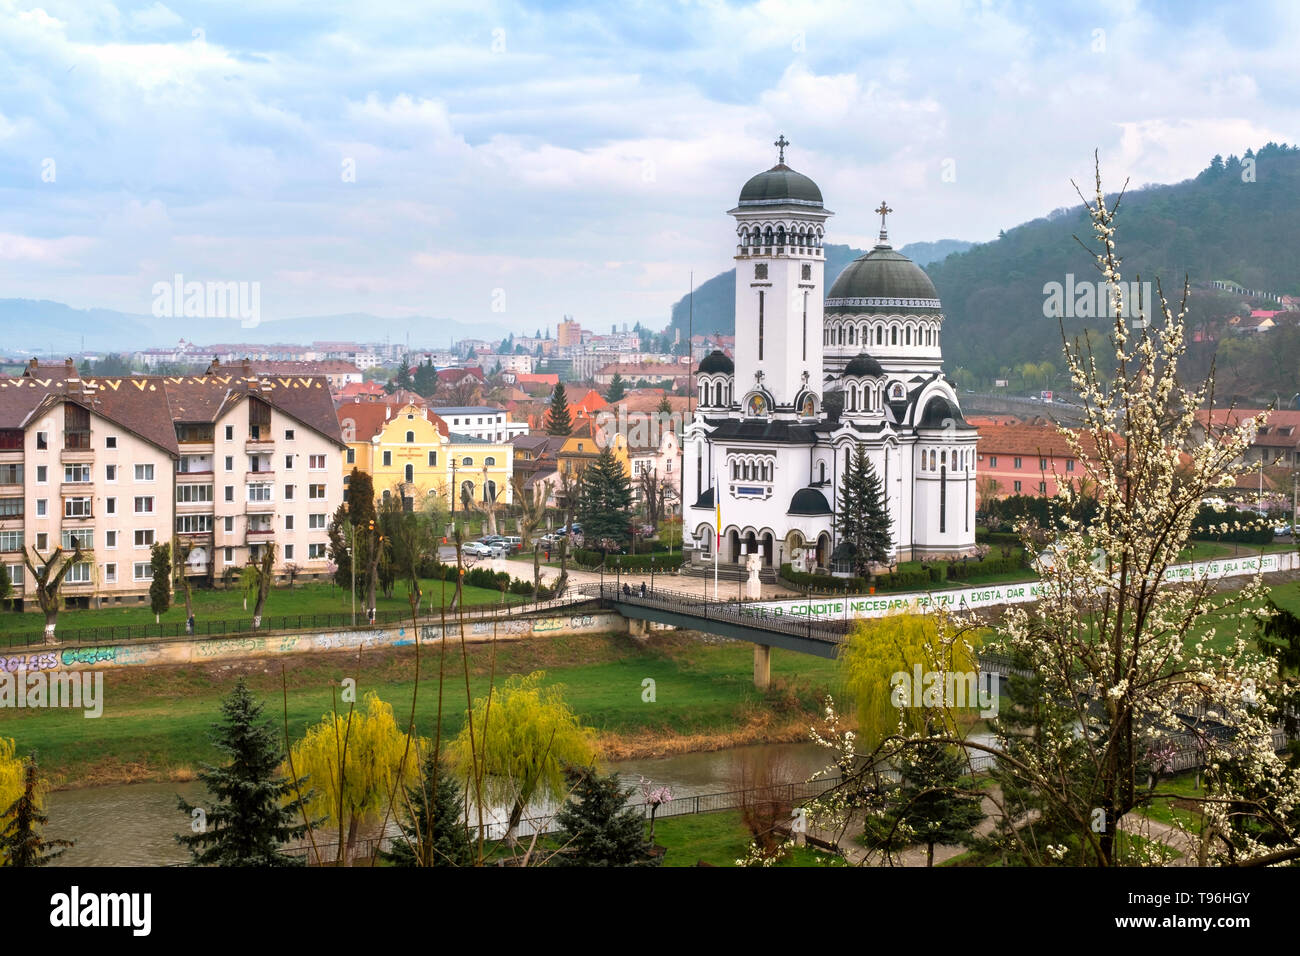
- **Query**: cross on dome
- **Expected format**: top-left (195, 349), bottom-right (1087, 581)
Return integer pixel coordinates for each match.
top-left (774, 134), bottom-right (789, 164)
top-left (875, 200), bottom-right (893, 242)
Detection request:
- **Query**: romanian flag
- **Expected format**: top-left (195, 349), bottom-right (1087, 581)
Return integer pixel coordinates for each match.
top-left (715, 482), bottom-right (721, 547)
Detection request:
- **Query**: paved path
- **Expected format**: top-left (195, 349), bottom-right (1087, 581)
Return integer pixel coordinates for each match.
top-left (485, 556), bottom-right (806, 602)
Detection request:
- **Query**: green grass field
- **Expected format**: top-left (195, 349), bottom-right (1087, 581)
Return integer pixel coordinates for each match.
top-left (653, 810), bottom-right (843, 867)
top-left (0, 631), bottom-right (845, 788)
top-left (0, 578), bottom-right (532, 646)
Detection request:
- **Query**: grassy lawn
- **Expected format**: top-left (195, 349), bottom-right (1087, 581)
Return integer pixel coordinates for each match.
top-left (1132, 772), bottom-right (1205, 832)
top-left (654, 810), bottom-right (844, 867)
top-left (0, 578), bottom-right (534, 646)
top-left (1179, 539), bottom-right (1294, 561)
top-left (0, 631), bottom-right (845, 788)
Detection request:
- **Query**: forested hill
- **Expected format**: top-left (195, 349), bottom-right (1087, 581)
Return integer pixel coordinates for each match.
top-left (669, 239), bottom-right (973, 337)
top-left (929, 143), bottom-right (1300, 385)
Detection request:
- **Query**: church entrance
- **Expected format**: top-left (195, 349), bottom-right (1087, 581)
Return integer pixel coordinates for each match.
top-left (728, 529), bottom-right (741, 563)
top-left (761, 532), bottom-right (774, 567)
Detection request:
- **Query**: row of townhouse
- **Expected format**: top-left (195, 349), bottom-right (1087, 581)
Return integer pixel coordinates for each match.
top-left (0, 366), bottom-right (345, 610)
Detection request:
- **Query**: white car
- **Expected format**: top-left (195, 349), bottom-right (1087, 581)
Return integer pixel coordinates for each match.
top-left (462, 541), bottom-right (499, 558)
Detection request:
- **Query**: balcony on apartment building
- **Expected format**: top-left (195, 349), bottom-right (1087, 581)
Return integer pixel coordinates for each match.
top-left (176, 453), bottom-right (214, 476)
top-left (245, 423), bottom-right (275, 454)
top-left (246, 516), bottom-right (275, 543)
top-left (175, 424), bottom-right (215, 454)
top-left (247, 453), bottom-right (275, 480)
top-left (0, 464), bottom-right (21, 498)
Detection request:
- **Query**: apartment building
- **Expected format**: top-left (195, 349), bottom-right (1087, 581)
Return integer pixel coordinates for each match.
top-left (428, 406), bottom-right (528, 442)
top-left (0, 366), bottom-right (344, 609)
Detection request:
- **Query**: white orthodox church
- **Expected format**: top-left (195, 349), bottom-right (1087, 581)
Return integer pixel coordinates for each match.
top-left (684, 139), bottom-right (979, 572)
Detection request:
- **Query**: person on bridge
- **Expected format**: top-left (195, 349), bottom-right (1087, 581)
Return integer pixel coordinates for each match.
top-left (640, 581), bottom-right (646, 597)
top-left (623, 583), bottom-right (631, 597)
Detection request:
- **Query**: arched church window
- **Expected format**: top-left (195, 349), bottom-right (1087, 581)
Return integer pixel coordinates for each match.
top-left (764, 227), bottom-right (773, 245)
top-left (891, 325), bottom-right (898, 346)
top-left (819, 461), bottom-right (826, 483)
top-left (930, 450), bottom-right (936, 470)
top-left (776, 226), bottom-right (785, 246)
top-left (848, 326), bottom-right (855, 345)
top-left (876, 326), bottom-right (883, 346)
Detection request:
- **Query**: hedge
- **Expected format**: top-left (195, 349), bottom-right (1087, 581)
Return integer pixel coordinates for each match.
top-left (415, 558), bottom-right (557, 599)
top-left (1191, 505), bottom-right (1274, 544)
top-left (572, 548), bottom-right (685, 571)
top-left (780, 553), bottom-right (1029, 593)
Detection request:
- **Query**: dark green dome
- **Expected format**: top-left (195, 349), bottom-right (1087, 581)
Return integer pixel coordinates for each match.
top-left (825, 245), bottom-right (942, 315)
top-left (844, 352), bottom-right (884, 378)
top-left (738, 164), bottom-right (823, 207)
top-left (788, 488), bottom-right (832, 516)
top-left (697, 350), bottom-right (734, 374)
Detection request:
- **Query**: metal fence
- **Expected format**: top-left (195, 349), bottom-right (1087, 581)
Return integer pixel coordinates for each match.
top-left (0, 591), bottom-right (601, 650)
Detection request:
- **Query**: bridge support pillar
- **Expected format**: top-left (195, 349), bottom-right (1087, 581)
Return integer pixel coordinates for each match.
top-left (753, 643), bottom-right (771, 691)
top-left (627, 618), bottom-right (649, 639)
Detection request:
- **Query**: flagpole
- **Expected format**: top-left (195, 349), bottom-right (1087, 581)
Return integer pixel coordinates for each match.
top-left (714, 480), bottom-right (720, 602)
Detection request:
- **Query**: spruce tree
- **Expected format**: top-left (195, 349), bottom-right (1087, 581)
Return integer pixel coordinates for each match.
top-left (380, 751), bottom-right (472, 867)
top-left (546, 383), bottom-right (573, 436)
top-left (606, 373), bottom-right (627, 402)
top-left (176, 679), bottom-right (312, 866)
top-left (552, 766), bottom-right (659, 867)
top-left (149, 541), bottom-right (171, 623)
top-left (858, 448), bottom-right (893, 566)
top-left (577, 446), bottom-right (633, 550)
top-left (879, 741), bottom-right (985, 867)
top-left (0, 755), bottom-right (72, 866)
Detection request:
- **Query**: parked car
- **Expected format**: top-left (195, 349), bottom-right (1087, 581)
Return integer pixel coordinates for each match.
top-left (462, 541), bottom-right (497, 558)
top-left (1274, 524), bottom-right (1293, 537)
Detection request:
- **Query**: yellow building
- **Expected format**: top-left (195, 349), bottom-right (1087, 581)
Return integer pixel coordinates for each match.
top-left (338, 401), bottom-right (514, 512)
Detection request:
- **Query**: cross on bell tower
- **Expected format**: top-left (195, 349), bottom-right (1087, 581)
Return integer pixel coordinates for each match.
top-left (875, 200), bottom-right (893, 243)
top-left (774, 134), bottom-right (789, 164)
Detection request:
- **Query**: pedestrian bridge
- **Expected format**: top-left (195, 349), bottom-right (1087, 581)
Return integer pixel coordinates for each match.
top-left (579, 583), bottom-right (852, 687)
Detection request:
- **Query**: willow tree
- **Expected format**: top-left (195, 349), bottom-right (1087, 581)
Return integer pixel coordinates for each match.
top-left (450, 671), bottom-right (597, 845)
top-left (287, 692), bottom-right (424, 865)
top-left (0, 751), bottom-right (72, 866)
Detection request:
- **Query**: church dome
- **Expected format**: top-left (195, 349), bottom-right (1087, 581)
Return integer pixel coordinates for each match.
top-left (738, 164), bottom-right (824, 208)
top-left (843, 352), bottom-right (884, 378)
top-left (917, 395), bottom-right (974, 429)
top-left (825, 245), bottom-right (942, 316)
top-left (788, 487), bottom-right (833, 516)
top-left (697, 350), bottom-right (734, 374)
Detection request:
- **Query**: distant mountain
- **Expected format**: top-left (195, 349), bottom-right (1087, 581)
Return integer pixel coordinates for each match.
top-left (0, 299), bottom-right (505, 356)
top-left (928, 143), bottom-right (1300, 387)
top-left (669, 240), bottom-right (975, 337)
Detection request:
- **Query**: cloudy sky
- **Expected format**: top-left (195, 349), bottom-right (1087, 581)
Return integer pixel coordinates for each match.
top-left (0, 0), bottom-right (1295, 339)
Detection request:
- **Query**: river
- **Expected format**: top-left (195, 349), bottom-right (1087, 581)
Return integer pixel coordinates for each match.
top-left (45, 741), bottom-right (839, 866)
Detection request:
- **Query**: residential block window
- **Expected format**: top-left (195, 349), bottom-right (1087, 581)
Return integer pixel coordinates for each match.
top-left (308, 513), bottom-right (326, 529)
top-left (61, 529), bottom-right (93, 549)
top-left (65, 497), bottom-right (92, 518)
top-left (134, 529), bottom-right (155, 547)
top-left (105, 497), bottom-right (116, 515)
top-left (309, 454), bottom-right (325, 470)
top-left (1039, 481), bottom-right (1047, 494)
top-left (284, 485), bottom-right (295, 500)
top-left (175, 515), bottom-right (213, 534)
top-left (105, 464), bottom-right (117, 482)
top-left (284, 544), bottom-right (294, 560)
top-left (135, 463), bottom-right (155, 481)
top-left (133, 562), bottom-right (152, 581)
top-left (285, 455), bottom-right (294, 470)
top-left (309, 543), bottom-right (326, 559)
top-left (176, 484), bottom-right (213, 504)
top-left (104, 563), bottom-right (117, 583)
top-left (1013, 457), bottom-right (1022, 469)
top-left (223, 547), bottom-right (233, 563)
top-left (225, 486), bottom-right (235, 502)
top-left (285, 429), bottom-right (295, 441)
top-left (988, 456), bottom-right (997, 467)
top-left (225, 456), bottom-right (234, 471)
top-left (225, 425), bottom-right (234, 441)
top-left (105, 531), bottom-right (117, 549)
top-left (0, 531), bottom-right (19, 551)
top-left (308, 484), bottom-right (325, 500)
top-left (66, 563), bottom-right (91, 584)
top-left (284, 515), bottom-right (294, 531)
top-left (36, 431), bottom-right (48, 450)
top-left (1014, 480), bottom-right (1022, 492)
top-left (64, 464), bottom-right (90, 483)
top-left (36, 499), bottom-right (47, 517)
top-left (1039, 458), bottom-right (1047, 470)
top-left (224, 516), bottom-right (234, 532)
top-left (133, 495), bottom-right (155, 514)
top-left (36, 465), bottom-right (47, 484)
top-left (248, 483), bottom-right (273, 502)
top-left (1066, 460), bottom-right (1075, 472)
top-left (35, 532), bottom-right (48, 551)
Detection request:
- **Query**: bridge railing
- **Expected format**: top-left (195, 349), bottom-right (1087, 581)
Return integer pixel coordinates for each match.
top-left (582, 583), bottom-right (850, 645)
